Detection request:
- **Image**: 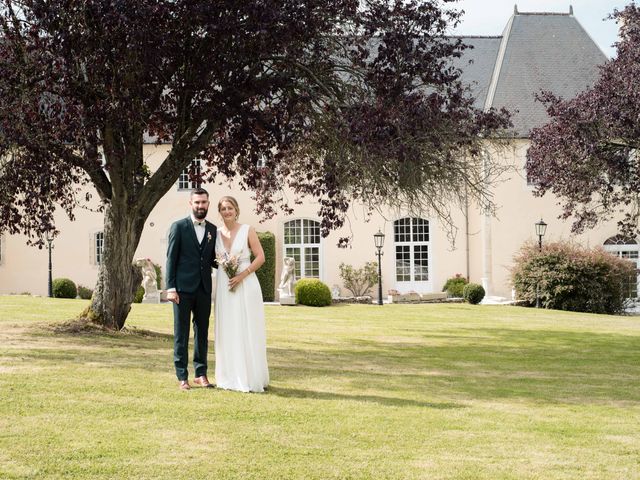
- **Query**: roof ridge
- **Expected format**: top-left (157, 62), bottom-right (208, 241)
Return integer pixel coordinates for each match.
top-left (516, 12), bottom-right (572, 16)
top-left (449, 35), bottom-right (503, 39)
top-left (513, 4), bottom-right (574, 16)
top-left (483, 12), bottom-right (515, 112)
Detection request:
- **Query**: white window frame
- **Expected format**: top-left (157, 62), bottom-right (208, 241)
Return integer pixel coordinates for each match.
top-left (603, 236), bottom-right (639, 301)
top-left (177, 159), bottom-right (203, 191)
top-left (393, 217), bottom-right (432, 293)
top-left (283, 218), bottom-right (323, 280)
top-left (95, 231), bottom-right (104, 266)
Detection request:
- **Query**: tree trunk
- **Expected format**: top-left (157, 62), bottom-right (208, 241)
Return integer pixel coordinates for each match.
top-left (83, 200), bottom-right (144, 330)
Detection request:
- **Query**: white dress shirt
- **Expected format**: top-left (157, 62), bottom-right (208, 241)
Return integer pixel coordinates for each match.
top-left (192, 214), bottom-right (206, 243)
top-left (167, 214), bottom-right (207, 293)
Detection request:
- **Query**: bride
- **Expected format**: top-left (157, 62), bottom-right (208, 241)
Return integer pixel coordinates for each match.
top-left (214, 196), bottom-right (269, 392)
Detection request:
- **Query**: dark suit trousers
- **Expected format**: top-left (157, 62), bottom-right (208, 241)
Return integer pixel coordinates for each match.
top-left (173, 284), bottom-right (211, 381)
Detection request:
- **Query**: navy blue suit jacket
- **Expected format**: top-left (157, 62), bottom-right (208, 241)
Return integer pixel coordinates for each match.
top-left (166, 217), bottom-right (217, 294)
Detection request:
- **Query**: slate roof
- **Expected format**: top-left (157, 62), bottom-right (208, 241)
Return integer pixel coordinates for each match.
top-left (455, 10), bottom-right (608, 137)
top-left (141, 9), bottom-right (608, 143)
top-left (451, 36), bottom-right (502, 110)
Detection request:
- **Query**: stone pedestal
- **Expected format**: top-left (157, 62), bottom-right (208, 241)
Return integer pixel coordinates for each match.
top-left (142, 293), bottom-right (160, 304)
top-left (279, 295), bottom-right (296, 306)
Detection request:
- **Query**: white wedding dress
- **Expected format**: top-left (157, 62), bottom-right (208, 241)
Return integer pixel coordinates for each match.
top-left (214, 224), bottom-right (269, 392)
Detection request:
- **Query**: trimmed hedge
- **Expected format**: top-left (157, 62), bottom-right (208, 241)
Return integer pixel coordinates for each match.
top-left (252, 231), bottom-right (275, 302)
top-left (153, 263), bottom-right (162, 289)
top-left (463, 283), bottom-right (485, 304)
top-left (133, 285), bottom-right (145, 303)
top-left (295, 278), bottom-right (332, 307)
top-left (77, 285), bottom-right (93, 300)
top-left (442, 274), bottom-right (468, 298)
top-left (52, 278), bottom-right (77, 299)
top-left (511, 241), bottom-right (636, 314)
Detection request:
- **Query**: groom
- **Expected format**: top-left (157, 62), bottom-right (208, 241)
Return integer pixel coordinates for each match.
top-left (166, 188), bottom-right (217, 390)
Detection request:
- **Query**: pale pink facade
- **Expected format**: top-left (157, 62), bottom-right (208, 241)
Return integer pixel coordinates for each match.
top-left (1, 8), bottom-right (638, 300)
top-left (0, 140), bottom-right (637, 300)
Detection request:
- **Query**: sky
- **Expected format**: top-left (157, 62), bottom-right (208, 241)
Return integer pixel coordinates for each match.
top-left (449, 0), bottom-right (633, 58)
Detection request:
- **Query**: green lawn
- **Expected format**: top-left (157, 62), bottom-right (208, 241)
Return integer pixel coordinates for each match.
top-left (0, 296), bottom-right (639, 480)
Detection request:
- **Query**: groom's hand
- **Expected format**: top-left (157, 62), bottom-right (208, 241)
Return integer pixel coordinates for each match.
top-left (167, 291), bottom-right (180, 304)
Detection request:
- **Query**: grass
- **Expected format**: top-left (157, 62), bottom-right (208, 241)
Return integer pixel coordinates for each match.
top-left (0, 296), bottom-right (639, 480)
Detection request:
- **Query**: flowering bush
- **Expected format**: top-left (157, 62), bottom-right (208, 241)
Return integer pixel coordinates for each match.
top-left (511, 241), bottom-right (636, 314)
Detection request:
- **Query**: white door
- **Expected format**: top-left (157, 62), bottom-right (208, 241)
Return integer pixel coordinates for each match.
top-left (393, 217), bottom-right (432, 293)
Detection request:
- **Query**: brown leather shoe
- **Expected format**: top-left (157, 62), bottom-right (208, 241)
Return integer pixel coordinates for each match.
top-left (179, 380), bottom-right (191, 390)
top-left (193, 375), bottom-right (214, 388)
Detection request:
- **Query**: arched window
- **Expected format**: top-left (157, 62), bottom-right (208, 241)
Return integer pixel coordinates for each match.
top-left (603, 235), bottom-right (639, 300)
top-left (604, 235), bottom-right (638, 246)
top-left (394, 217), bottom-right (431, 292)
top-left (283, 219), bottom-right (321, 279)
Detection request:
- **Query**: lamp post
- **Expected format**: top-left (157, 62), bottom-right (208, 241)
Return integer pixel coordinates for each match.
top-left (534, 219), bottom-right (547, 308)
top-left (46, 233), bottom-right (54, 298)
top-left (374, 230), bottom-right (385, 306)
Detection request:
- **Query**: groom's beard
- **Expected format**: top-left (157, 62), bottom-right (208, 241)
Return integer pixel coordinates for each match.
top-left (193, 208), bottom-right (208, 220)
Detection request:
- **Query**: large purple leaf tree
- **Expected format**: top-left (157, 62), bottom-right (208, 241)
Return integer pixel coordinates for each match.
top-left (527, 4), bottom-right (640, 238)
top-left (0, 0), bottom-right (509, 330)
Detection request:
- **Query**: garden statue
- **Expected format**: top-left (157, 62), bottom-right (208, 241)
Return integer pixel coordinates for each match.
top-left (278, 257), bottom-right (296, 305)
top-left (331, 285), bottom-right (341, 300)
top-left (134, 258), bottom-right (160, 303)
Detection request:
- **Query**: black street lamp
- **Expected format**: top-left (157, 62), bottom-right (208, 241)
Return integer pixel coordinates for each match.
top-left (534, 218), bottom-right (547, 308)
top-left (46, 233), bottom-right (54, 298)
top-left (535, 218), bottom-right (547, 251)
top-left (374, 230), bottom-right (385, 306)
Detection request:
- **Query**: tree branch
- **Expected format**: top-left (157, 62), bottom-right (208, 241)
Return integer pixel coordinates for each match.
top-left (137, 118), bottom-right (219, 219)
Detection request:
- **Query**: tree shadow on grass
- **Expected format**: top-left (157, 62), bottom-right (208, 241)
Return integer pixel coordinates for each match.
top-left (10, 322), bottom-right (640, 405)
top-left (268, 386), bottom-right (464, 409)
top-left (39, 319), bottom-right (174, 340)
top-left (269, 327), bottom-right (640, 405)
top-left (4, 322), bottom-right (175, 370)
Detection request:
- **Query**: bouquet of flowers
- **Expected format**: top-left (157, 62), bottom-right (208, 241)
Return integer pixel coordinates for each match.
top-left (216, 252), bottom-right (240, 291)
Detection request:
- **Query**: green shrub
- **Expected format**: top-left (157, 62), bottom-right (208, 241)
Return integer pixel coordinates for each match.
top-left (339, 262), bottom-right (378, 297)
top-left (295, 278), bottom-right (332, 307)
top-left (252, 231), bottom-right (275, 301)
top-left (442, 274), bottom-right (468, 298)
top-left (133, 285), bottom-right (144, 303)
top-left (153, 263), bottom-right (162, 289)
top-left (77, 285), bottom-right (93, 300)
top-left (463, 283), bottom-right (485, 304)
top-left (511, 241), bottom-right (636, 314)
top-left (52, 278), bottom-right (77, 299)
